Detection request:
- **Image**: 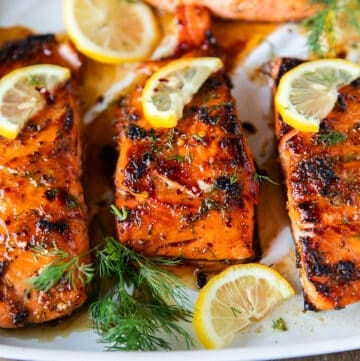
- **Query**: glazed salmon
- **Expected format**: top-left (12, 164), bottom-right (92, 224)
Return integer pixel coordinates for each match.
top-left (0, 34), bottom-right (89, 327)
top-left (114, 6), bottom-right (258, 267)
top-left (271, 58), bottom-right (360, 310)
top-left (144, 0), bottom-right (319, 22)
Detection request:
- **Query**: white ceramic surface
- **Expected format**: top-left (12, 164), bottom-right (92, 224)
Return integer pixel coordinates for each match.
top-left (0, 1), bottom-right (359, 360)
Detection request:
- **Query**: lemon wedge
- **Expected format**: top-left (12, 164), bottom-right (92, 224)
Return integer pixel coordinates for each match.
top-left (0, 64), bottom-right (70, 139)
top-left (275, 59), bottom-right (360, 132)
top-left (63, 0), bottom-right (160, 64)
top-left (193, 263), bottom-right (295, 349)
top-left (142, 57), bottom-right (223, 128)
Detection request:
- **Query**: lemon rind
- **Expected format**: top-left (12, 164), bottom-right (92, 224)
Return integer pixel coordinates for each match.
top-left (0, 64), bottom-right (70, 139)
top-left (63, 0), bottom-right (160, 64)
top-left (193, 263), bottom-right (295, 349)
top-left (141, 57), bottom-right (223, 128)
top-left (275, 59), bottom-right (360, 133)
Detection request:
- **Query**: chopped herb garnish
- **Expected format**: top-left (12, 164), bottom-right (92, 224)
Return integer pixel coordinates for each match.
top-left (214, 175), bottom-right (241, 195)
top-left (199, 197), bottom-right (222, 217)
top-left (28, 74), bottom-right (44, 87)
top-left (45, 188), bottom-right (59, 200)
top-left (341, 216), bottom-right (351, 224)
top-left (203, 93), bottom-right (218, 102)
top-left (272, 317), bottom-right (288, 331)
top-left (229, 171), bottom-right (238, 185)
top-left (168, 154), bottom-right (185, 162)
top-left (166, 128), bottom-right (175, 148)
top-left (185, 151), bottom-right (193, 164)
top-left (317, 130), bottom-right (347, 145)
top-left (192, 134), bottom-right (206, 145)
top-left (149, 129), bottom-right (161, 153)
top-left (66, 195), bottom-right (79, 209)
top-left (111, 204), bottom-right (128, 221)
top-left (230, 306), bottom-right (242, 318)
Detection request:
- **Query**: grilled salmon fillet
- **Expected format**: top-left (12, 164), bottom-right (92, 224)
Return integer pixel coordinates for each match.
top-left (271, 58), bottom-right (360, 310)
top-left (114, 6), bottom-right (258, 267)
top-left (0, 34), bottom-right (89, 327)
top-left (144, 0), bottom-right (319, 22)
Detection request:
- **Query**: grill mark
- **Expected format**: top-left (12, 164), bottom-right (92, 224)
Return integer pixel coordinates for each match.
top-left (295, 156), bottom-right (339, 198)
top-left (11, 310), bottom-right (29, 326)
top-left (63, 105), bottom-right (74, 133)
top-left (276, 57), bottom-right (304, 86)
top-left (37, 218), bottom-right (69, 234)
top-left (127, 124), bottom-right (147, 140)
top-left (0, 34), bottom-right (55, 64)
top-left (298, 201), bottom-right (319, 223)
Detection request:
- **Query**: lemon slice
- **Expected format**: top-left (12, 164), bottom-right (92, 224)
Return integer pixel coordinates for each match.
top-left (0, 64), bottom-right (71, 139)
top-left (142, 57), bottom-right (223, 128)
top-left (275, 59), bottom-right (360, 132)
top-left (63, 0), bottom-right (159, 64)
top-left (193, 263), bottom-right (295, 349)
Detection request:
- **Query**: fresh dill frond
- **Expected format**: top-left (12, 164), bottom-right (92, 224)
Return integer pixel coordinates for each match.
top-left (28, 245), bottom-right (94, 293)
top-left (90, 237), bottom-right (193, 351)
top-left (26, 234), bottom-right (193, 351)
top-left (254, 172), bottom-right (279, 185)
top-left (304, 0), bottom-right (360, 56)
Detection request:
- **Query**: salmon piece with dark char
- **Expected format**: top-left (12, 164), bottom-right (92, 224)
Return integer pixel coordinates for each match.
top-left (0, 34), bottom-right (89, 327)
top-left (114, 6), bottom-right (259, 268)
top-left (271, 58), bottom-right (360, 310)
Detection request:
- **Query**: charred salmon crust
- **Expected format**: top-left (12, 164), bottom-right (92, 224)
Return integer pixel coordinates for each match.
top-left (113, 59), bottom-right (259, 267)
top-left (271, 57), bottom-right (360, 310)
top-left (114, 7), bottom-right (258, 268)
top-left (0, 35), bottom-right (89, 327)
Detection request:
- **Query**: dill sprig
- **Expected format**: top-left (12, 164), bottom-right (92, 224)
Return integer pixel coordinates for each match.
top-left (303, 0), bottom-right (360, 56)
top-left (254, 172), bottom-right (279, 185)
top-left (90, 237), bottom-right (194, 351)
top-left (28, 245), bottom-right (94, 293)
top-left (28, 238), bottom-right (193, 351)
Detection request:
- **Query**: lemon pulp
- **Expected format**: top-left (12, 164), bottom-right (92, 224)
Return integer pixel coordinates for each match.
top-left (0, 64), bottom-right (70, 139)
top-left (63, 0), bottom-right (160, 64)
top-left (142, 57), bottom-right (223, 128)
top-left (193, 263), bottom-right (295, 349)
top-left (275, 59), bottom-right (360, 132)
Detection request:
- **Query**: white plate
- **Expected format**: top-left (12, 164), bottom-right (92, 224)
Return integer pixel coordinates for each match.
top-left (1, 1), bottom-right (360, 360)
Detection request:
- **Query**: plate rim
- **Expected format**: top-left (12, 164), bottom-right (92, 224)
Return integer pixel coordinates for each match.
top-left (0, 334), bottom-right (360, 361)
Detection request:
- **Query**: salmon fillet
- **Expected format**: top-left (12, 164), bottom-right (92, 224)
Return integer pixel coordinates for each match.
top-left (114, 6), bottom-right (258, 267)
top-left (144, 0), bottom-right (319, 22)
top-left (0, 34), bottom-right (89, 327)
top-left (271, 58), bottom-right (360, 310)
